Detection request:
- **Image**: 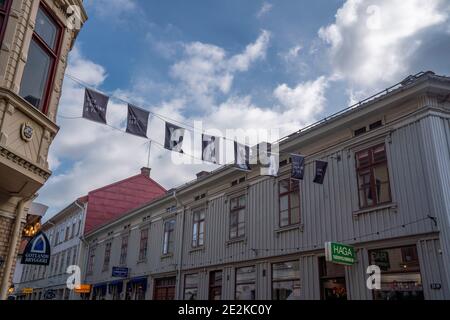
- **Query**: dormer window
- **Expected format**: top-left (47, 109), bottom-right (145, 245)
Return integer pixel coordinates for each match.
top-left (19, 5), bottom-right (62, 114)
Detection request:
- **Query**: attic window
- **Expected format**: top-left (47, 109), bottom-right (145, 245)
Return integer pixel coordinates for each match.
top-left (369, 120), bottom-right (383, 130)
top-left (231, 176), bottom-right (246, 187)
top-left (107, 231), bottom-right (114, 236)
top-left (354, 127), bottom-right (367, 136)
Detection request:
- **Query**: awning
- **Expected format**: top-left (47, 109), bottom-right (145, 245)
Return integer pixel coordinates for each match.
top-left (126, 277), bottom-right (148, 291)
top-left (93, 283), bottom-right (107, 296)
top-left (108, 280), bottom-right (123, 294)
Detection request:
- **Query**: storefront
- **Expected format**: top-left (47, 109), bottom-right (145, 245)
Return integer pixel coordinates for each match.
top-left (319, 257), bottom-right (347, 300)
top-left (153, 277), bottom-right (176, 300)
top-left (369, 245), bottom-right (424, 300)
top-left (108, 280), bottom-right (124, 300)
top-left (125, 277), bottom-right (147, 300)
top-left (92, 283), bottom-right (107, 300)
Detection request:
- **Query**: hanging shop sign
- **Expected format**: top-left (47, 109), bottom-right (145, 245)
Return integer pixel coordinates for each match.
top-left (22, 288), bottom-right (33, 294)
top-left (325, 242), bottom-right (356, 266)
top-left (112, 267), bottom-right (129, 278)
top-left (21, 231), bottom-right (51, 266)
top-left (74, 285), bottom-right (92, 294)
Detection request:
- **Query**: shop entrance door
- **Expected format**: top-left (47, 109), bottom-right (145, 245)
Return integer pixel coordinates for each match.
top-left (319, 257), bottom-right (348, 300)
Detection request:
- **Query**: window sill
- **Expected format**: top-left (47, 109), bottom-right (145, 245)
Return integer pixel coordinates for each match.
top-left (161, 253), bottom-right (174, 260)
top-left (189, 246), bottom-right (205, 254)
top-left (136, 258), bottom-right (147, 264)
top-left (353, 203), bottom-right (398, 219)
top-left (275, 224), bottom-right (304, 234)
top-left (226, 237), bottom-right (246, 246)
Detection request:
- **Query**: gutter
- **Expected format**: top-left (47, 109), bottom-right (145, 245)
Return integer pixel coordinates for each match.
top-left (173, 190), bottom-right (186, 300)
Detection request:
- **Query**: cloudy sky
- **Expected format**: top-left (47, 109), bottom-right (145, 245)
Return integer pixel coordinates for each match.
top-left (38, 0), bottom-right (450, 217)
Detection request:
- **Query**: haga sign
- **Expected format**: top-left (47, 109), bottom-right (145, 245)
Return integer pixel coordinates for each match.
top-left (325, 242), bottom-right (356, 266)
top-left (21, 232), bottom-right (51, 266)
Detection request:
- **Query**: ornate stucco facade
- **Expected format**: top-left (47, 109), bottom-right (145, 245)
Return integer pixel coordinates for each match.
top-left (0, 0), bottom-right (87, 299)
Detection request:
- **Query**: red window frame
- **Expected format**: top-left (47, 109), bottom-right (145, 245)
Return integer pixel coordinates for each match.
top-left (153, 277), bottom-right (176, 300)
top-left (278, 179), bottom-right (301, 228)
top-left (0, 0), bottom-right (12, 45)
top-left (355, 144), bottom-right (392, 209)
top-left (24, 3), bottom-right (63, 114)
top-left (138, 229), bottom-right (149, 261)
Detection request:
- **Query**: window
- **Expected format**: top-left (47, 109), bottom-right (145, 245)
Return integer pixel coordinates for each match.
top-left (192, 209), bottom-right (205, 248)
top-left (65, 226), bottom-right (70, 241)
top-left (19, 5), bottom-right (62, 113)
top-left (279, 179), bottom-right (300, 227)
top-left (0, 0), bottom-right (11, 45)
top-left (229, 195), bottom-right (246, 239)
top-left (272, 261), bottom-right (301, 300)
top-left (138, 229), bottom-right (148, 261)
top-left (59, 251), bottom-right (65, 274)
top-left (154, 277), bottom-right (176, 300)
top-left (319, 257), bottom-right (347, 300)
top-left (71, 221), bottom-right (76, 239)
top-left (209, 271), bottom-right (222, 300)
top-left (369, 246), bottom-right (423, 300)
top-left (87, 247), bottom-right (96, 275)
top-left (66, 248), bottom-right (71, 269)
top-left (356, 144), bottom-right (392, 208)
top-left (72, 246), bottom-right (77, 265)
top-left (77, 220), bottom-right (82, 236)
top-left (184, 274), bottom-right (199, 300)
top-left (163, 219), bottom-right (175, 255)
top-left (54, 231), bottom-right (59, 246)
top-left (120, 235), bottom-right (129, 265)
top-left (235, 266), bottom-right (256, 300)
top-left (103, 242), bottom-right (112, 271)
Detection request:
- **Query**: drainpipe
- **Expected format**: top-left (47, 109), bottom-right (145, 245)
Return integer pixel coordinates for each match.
top-left (73, 200), bottom-right (87, 300)
top-left (173, 191), bottom-right (186, 300)
top-left (0, 195), bottom-right (36, 300)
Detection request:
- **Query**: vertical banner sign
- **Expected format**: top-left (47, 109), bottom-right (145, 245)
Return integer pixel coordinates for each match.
top-left (21, 232), bottom-right (51, 266)
top-left (126, 104), bottom-right (150, 138)
top-left (259, 143), bottom-right (278, 177)
top-left (164, 122), bottom-right (185, 154)
top-left (234, 141), bottom-right (251, 172)
top-left (313, 160), bottom-right (328, 184)
top-left (82, 88), bottom-right (109, 124)
top-left (202, 134), bottom-right (220, 164)
top-left (291, 154), bottom-right (305, 180)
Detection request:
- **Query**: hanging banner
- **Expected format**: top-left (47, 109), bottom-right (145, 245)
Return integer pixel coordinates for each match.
top-left (202, 134), bottom-right (220, 164)
top-left (82, 88), bottom-right (109, 124)
top-left (21, 231), bottom-right (51, 266)
top-left (313, 160), bottom-right (328, 184)
top-left (164, 122), bottom-right (185, 154)
top-left (259, 143), bottom-right (278, 177)
top-left (126, 104), bottom-right (149, 138)
top-left (291, 154), bottom-right (305, 180)
top-left (234, 141), bottom-right (251, 172)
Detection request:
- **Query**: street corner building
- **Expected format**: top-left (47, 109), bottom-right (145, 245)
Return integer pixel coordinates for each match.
top-left (79, 72), bottom-right (450, 301)
top-left (0, 0), bottom-right (87, 299)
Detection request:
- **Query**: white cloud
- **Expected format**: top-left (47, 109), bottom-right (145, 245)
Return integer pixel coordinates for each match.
top-left (170, 30), bottom-right (271, 107)
top-left (319, 0), bottom-right (449, 93)
top-left (86, 0), bottom-right (137, 18)
top-left (257, 2), bottom-right (273, 18)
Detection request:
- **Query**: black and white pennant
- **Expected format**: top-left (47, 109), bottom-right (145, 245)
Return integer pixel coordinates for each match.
top-left (313, 160), bottom-right (328, 184)
top-left (126, 104), bottom-right (150, 138)
top-left (164, 122), bottom-right (185, 154)
top-left (234, 141), bottom-right (251, 172)
top-left (291, 154), bottom-right (305, 180)
top-left (82, 88), bottom-right (109, 124)
top-left (202, 134), bottom-right (220, 164)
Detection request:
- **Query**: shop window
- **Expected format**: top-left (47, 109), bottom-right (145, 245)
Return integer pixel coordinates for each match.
top-left (19, 5), bottom-right (62, 113)
top-left (319, 257), bottom-right (348, 300)
top-left (272, 261), bottom-right (301, 300)
top-left (369, 245), bottom-right (423, 300)
top-left (209, 271), bottom-right (222, 300)
top-left (153, 277), bottom-right (176, 300)
top-left (279, 179), bottom-right (300, 227)
top-left (229, 195), bottom-right (246, 239)
top-left (184, 274), bottom-right (198, 300)
top-left (235, 266), bottom-right (256, 300)
top-left (356, 144), bottom-right (392, 209)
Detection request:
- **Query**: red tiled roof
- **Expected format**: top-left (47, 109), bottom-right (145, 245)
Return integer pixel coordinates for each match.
top-left (83, 172), bottom-right (166, 235)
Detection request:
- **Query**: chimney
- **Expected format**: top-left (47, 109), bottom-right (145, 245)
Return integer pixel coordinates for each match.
top-left (196, 171), bottom-right (210, 179)
top-left (141, 167), bottom-right (151, 177)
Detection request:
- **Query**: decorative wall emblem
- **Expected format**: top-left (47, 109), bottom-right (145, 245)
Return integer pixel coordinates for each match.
top-left (21, 122), bottom-right (34, 142)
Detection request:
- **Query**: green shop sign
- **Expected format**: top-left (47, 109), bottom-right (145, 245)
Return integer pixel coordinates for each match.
top-left (325, 242), bottom-right (356, 266)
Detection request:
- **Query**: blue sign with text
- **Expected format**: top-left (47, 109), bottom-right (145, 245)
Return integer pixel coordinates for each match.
top-left (112, 267), bottom-right (129, 278)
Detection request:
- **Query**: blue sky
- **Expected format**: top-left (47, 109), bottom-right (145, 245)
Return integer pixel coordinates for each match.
top-left (38, 0), bottom-right (450, 217)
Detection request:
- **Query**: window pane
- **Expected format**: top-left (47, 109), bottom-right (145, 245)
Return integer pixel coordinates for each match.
top-left (185, 274), bottom-right (198, 287)
top-left (235, 284), bottom-right (256, 300)
top-left (374, 273), bottom-right (423, 301)
top-left (280, 195), bottom-right (289, 211)
top-left (272, 281), bottom-right (301, 300)
top-left (236, 266), bottom-right (256, 283)
top-left (280, 210), bottom-right (289, 227)
top-left (272, 261), bottom-right (300, 281)
top-left (369, 247), bottom-right (420, 273)
top-left (184, 288), bottom-right (198, 300)
top-left (290, 191), bottom-right (300, 209)
top-left (35, 7), bottom-right (58, 50)
top-left (279, 180), bottom-right (289, 193)
top-left (237, 222), bottom-right (245, 237)
top-left (291, 207), bottom-right (300, 224)
top-left (19, 39), bottom-right (52, 110)
top-left (356, 151), bottom-right (370, 168)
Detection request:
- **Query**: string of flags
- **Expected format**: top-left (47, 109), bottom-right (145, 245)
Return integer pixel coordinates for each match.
top-left (80, 85), bottom-right (329, 184)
